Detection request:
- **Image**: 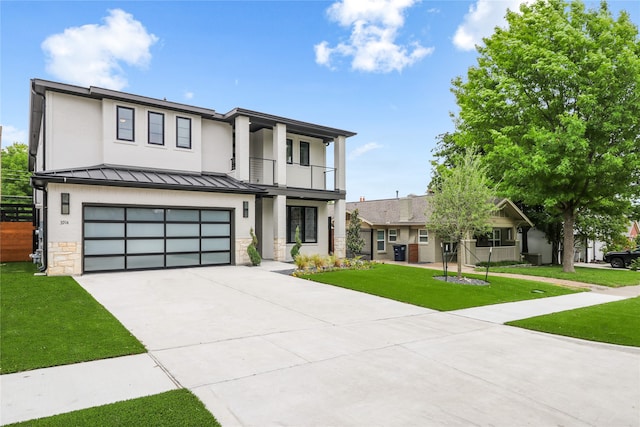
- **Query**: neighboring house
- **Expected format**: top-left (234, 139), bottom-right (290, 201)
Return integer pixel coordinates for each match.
top-left (575, 219), bottom-right (640, 262)
top-left (335, 194), bottom-right (533, 265)
top-left (28, 79), bottom-right (355, 275)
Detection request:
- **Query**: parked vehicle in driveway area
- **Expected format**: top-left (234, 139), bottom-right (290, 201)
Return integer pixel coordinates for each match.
top-left (603, 247), bottom-right (640, 268)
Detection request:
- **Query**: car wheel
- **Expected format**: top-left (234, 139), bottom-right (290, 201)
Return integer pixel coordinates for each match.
top-left (610, 258), bottom-right (625, 268)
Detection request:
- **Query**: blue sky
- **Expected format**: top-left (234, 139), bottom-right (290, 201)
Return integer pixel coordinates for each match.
top-left (1, 0), bottom-right (638, 201)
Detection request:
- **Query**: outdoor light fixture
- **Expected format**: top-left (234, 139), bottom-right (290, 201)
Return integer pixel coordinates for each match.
top-left (61, 193), bottom-right (70, 215)
top-left (243, 201), bottom-right (249, 218)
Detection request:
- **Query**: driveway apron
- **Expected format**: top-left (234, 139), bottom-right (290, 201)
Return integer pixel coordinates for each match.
top-left (74, 263), bottom-right (640, 427)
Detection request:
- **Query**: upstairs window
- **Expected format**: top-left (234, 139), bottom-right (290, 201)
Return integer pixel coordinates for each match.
top-left (148, 112), bottom-right (164, 145)
top-left (419, 229), bottom-right (428, 243)
top-left (117, 106), bottom-right (134, 141)
top-left (286, 139), bottom-right (293, 164)
top-left (388, 229), bottom-right (398, 242)
top-left (300, 141), bottom-right (310, 166)
top-left (176, 117), bottom-right (192, 149)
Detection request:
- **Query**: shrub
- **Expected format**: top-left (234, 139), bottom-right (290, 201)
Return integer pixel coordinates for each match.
top-left (290, 226), bottom-right (302, 260)
top-left (312, 254), bottom-right (328, 270)
top-left (247, 228), bottom-right (261, 266)
top-left (630, 258), bottom-right (640, 271)
top-left (294, 254), bottom-right (311, 271)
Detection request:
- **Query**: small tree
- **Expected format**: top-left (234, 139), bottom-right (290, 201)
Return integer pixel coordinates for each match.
top-left (346, 209), bottom-right (365, 258)
top-left (290, 226), bottom-right (302, 259)
top-left (1, 143), bottom-right (32, 204)
top-left (247, 228), bottom-right (261, 266)
top-left (426, 149), bottom-right (497, 278)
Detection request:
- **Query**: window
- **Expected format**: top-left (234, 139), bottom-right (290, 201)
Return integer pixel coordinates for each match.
top-left (377, 230), bottom-right (385, 252)
top-left (286, 139), bottom-right (293, 164)
top-left (419, 229), bottom-right (428, 243)
top-left (388, 229), bottom-right (398, 242)
top-left (287, 206), bottom-right (317, 243)
top-left (117, 106), bottom-right (134, 141)
top-left (176, 117), bottom-right (192, 148)
top-left (300, 141), bottom-right (310, 166)
top-left (61, 193), bottom-right (70, 215)
top-left (491, 229), bottom-right (501, 247)
top-left (148, 112), bottom-right (164, 145)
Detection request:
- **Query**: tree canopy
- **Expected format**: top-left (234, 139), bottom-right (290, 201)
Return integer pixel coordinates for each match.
top-left (1, 143), bottom-right (32, 204)
top-left (448, 0), bottom-right (640, 272)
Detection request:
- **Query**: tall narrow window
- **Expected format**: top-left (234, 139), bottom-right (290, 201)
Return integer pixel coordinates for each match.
top-left (61, 193), bottom-right (70, 215)
top-left (286, 139), bottom-right (293, 164)
top-left (117, 106), bottom-right (134, 141)
top-left (377, 230), bottom-right (385, 252)
top-left (176, 117), bottom-right (192, 149)
top-left (300, 141), bottom-right (310, 166)
top-left (148, 112), bottom-right (164, 145)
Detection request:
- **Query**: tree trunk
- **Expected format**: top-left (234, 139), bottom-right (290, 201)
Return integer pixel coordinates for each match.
top-left (562, 209), bottom-right (576, 273)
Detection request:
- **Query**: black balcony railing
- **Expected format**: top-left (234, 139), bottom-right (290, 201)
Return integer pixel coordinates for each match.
top-left (248, 157), bottom-right (337, 190)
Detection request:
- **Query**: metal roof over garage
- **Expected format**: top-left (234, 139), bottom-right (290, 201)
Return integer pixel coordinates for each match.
top-left (31, 165), bottom-right (266, 195)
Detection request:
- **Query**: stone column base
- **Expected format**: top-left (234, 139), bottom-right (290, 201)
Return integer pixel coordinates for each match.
top-left (47, 241), bottom-right (81, 275)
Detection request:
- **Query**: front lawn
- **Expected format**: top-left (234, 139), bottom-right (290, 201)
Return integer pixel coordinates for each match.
top-left (0, 263), bottom-right (146, 374)
top-left (483, 265), bottom-right (640, 287)
top-left (299, 264), bottom-right (579, 311)
top-left (507, 297), bottom-right (640, 347)
top-left (6, 389), bottom-right (221, 427)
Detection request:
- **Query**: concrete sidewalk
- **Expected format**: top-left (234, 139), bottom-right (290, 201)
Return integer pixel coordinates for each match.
top-left (2, 262), bottom-right (639, 426)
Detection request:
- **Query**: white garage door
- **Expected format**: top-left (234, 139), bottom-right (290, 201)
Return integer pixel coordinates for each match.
top-left (83, 205), bottom-right (232, 272)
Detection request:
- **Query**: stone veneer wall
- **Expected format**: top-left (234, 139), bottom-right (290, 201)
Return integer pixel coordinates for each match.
top-left (235, 237), bottom-right (253, 265)
top-left (273, 237), bottom-right (287, 261)
top-left (48, 241), bottom-right (82, 275)
top-left (333, 236), bottom-right (346, 259)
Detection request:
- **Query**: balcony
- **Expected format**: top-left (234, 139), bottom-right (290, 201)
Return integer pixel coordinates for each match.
top-left (249, 157), bottom-right (337, 190)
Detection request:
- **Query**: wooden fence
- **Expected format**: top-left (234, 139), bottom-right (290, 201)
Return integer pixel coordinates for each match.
top-left (0, 204), bottom-right (35, 262)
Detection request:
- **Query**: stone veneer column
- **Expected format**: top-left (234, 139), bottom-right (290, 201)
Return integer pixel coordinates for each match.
top-left (47, 241), bottom-right (82, 275)
top-left (333, 199), bottom-right (346, 258)
top-left (236, 237), bottom-right (253, 265)
top-left (273, 195), bottom-right (287, 261)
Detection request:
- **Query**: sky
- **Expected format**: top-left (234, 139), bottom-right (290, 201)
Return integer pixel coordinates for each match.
top-left (1, 0), bottom-right (638, 202)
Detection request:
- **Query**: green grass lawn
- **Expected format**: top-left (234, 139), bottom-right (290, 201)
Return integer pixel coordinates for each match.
top-left (483, 265), bottom-right (640, 287)
top-left (507, 297), bottom-right (640, 347)
top-left (0, 262), bottom-right (146, 374)
top-left (5, 389), bottom-right (221, 427)
top-left (300, 264), bottom-right (580, 311)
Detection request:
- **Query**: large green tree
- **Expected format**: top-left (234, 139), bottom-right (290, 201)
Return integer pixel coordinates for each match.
top-left (426, 149), bottom-right (497, 278)
top-left (450, 0), bottom-right (640, 272)
top-left (1, 143), bottom-right (32, 204)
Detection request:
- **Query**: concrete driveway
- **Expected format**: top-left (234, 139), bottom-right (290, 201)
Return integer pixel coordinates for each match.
top-left (75, 262), bottom-right (640, 427)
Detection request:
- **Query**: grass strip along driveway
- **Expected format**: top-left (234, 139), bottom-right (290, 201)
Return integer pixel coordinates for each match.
top-left (300, 263), bottom-right (579, 311)
top-left (508, 297), bottom-right (640, 347)
top-left (1, 262), bottom-right (221, 426)
top-left (484, 265), bottom-right (640, 287)
top-left (0, 262), bottom-right (145, 374)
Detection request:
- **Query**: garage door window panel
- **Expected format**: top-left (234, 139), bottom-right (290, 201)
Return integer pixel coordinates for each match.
top-left (167, 253), bottom-right (200, 267)
top-left (167, 209), bottom-right (198, 222)
top-left (84, 223), bottom-right (125, 238)
top-left (127, 255), bottom-right (164, 269)
top-left (127, 208), bottom-right (164, 221)
top-left (167, 223), bottom-right (199, 237)
top-left (85, 256), bottom-right (125, 272)
top-left (166, 238), bottom-right (200, 252)
top-left (127, 239), bottom-right (165, 254)
top-left (202, 210), bottom-right (230, 222)
top-left (85, 240), bottom-right (125, 256)
top-left (127, 223), bottom-right (164, 237)
top-left (202, 238), bottom-right (230, 251)
top-left (85, 207), bottom-right (124, 221)
top-left (202, 223), bottom-right (230, 236)
top-left (203, 252), bottom-right (230, 264)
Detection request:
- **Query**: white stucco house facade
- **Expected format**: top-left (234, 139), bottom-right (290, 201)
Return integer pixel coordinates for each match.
top-left (28, 79), bottom-right (355, 275)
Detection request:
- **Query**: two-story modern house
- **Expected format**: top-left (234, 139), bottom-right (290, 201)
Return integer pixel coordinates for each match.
top-left (28, 79), bottom-right (355, 275)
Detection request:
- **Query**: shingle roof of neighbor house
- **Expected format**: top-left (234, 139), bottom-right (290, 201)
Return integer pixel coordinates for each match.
top-left (343, 195), bottom-right (533, 227)
top-left (31, 165), bottom-right (266, 195)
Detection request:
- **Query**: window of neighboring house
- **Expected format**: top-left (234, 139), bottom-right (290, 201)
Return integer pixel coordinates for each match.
top-left (286, 139), bottom-right (293, 164)
top-left (117, 106), bottom-right (134, 141)
top-left (148, 112), bottom-right (164, 145)
top-left (176, 117), bottom-right (192, 149)
top-left (419, 229), bottom-right (428, 244)
top-left (388, 229), bottom-right (398, 242)
top-left (300, 141), bottom-right (310, 166)
top-left (377, 230), bottom-right (385, 252)
top-left (491, 229), bottom-right (501, 247)
top-left (287, 206), bottom-right (317, 243)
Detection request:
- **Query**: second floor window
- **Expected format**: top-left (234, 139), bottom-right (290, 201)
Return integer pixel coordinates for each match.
top-left (300, 141), bottom-right (310, 166)
top-left (176, 117), bottom-right (191, 149)
top-left (286, 139), bottom-right (293, 164)
top-left (148, 112), bottom-right (164, 145)
top-left (117, 106), bottom-right (134, 141)
top-left (389, 229), bottom-right (398, 242)
top-left (419, 229), bottom-right (428, 243)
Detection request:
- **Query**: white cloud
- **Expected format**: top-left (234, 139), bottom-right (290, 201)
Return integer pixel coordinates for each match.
top-left (41, 9), bottom-right (158, 90)
top-left (315, 0), bottom-right (433, 73)
top-left (453, 0), bottom-right (532, 51)
top-left (1, 125), bottom-right (27, 147)
top-left (184, 91), bottom-right (194, 100)
top-left (349, 142), bottom-right (383, 159)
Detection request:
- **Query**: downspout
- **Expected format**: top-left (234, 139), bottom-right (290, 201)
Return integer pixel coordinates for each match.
top-left (30, 82), bottom-right (48, 272)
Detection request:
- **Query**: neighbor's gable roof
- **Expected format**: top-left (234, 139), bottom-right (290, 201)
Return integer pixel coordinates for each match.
top-left (345, 195), bottom-right (534, 228)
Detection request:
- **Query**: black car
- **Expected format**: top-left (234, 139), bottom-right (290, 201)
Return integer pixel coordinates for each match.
top-left (603, 246), bottom-right (640, 268)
